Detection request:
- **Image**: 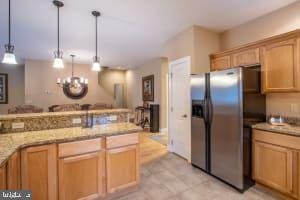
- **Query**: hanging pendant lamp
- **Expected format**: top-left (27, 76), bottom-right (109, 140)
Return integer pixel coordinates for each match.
top-left (52, 0), bottom-right (64, 68)
top-left (2, 0), bottom-right (17, 64)
top-left (91, 11), bottom-right (101, 72)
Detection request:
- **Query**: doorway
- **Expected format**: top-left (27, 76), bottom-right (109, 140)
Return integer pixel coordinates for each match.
top-left (168, 57), bottom-right (191, 161)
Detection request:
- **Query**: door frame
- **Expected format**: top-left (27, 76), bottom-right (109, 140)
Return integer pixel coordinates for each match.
top-left (168, 56), bottom-right (191, 162)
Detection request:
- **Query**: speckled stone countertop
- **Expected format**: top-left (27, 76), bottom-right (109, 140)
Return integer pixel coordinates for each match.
top-left (0, 109), bottom-right (131, 120)
top-left (252, 123), bottom-right (300, 137)
top-left (0, 122), bottom-right (142, 166)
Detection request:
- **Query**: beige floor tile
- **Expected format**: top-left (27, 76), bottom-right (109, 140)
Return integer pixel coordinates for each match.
top-left (144, 184), bottom-right (174, 200)
top-left (162, 178), bottom-right (190, 195)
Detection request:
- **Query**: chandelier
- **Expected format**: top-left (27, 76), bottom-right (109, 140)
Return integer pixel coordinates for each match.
top-left (56, 55), bottom-right (88, 89)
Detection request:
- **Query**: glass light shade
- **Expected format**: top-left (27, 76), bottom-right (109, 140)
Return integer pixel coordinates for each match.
top-left (67, 77), bottom-right (71, 83)
top-left (91, 61), bottom-right (101, 71)
top-left (57, 78), bottom-right (61, 84)
top-left (84, 79), bottom-right (88, 84)
top-left (2, 53), bottom-right (17, 64)
top-left (80, 77), bottom-right (84, 83)
top-left (53, 58), bottom-right (64, 69)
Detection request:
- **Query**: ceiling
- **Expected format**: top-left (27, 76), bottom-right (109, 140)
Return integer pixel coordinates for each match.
top-left (0, 0), bottom-right (297, 68)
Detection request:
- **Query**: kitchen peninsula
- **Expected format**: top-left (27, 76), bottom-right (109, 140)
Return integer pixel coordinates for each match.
top-left (0, 109), bottom-right (142, 200)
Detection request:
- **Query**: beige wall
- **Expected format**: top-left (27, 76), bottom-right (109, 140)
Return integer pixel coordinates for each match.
top-left (220, 1), bottom-right (300, 117)
top-left (24, 59), bottom-right (115, 111)
top-left (126, 58), bottom-right (166, 129)
top-left (221, 2), bottom-right (300, 50)
top-left (0, 64), bottom-right (25, 114)
top-left (163, 25), bottom-right (220, 74)
top-left (160, 58), bottom-right (168, 130)
top-left (98, 69), bottom-right (127, 107)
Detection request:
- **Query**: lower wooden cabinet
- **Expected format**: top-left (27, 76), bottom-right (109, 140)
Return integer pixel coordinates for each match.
top-left (253, 129), bottom-right (300, 199)
top-left (21, 144), bottom-right (57, 200)
top-left (58, 151), bottom-right (105, 200)
top-left (253, 141), bottom-right (294, 194)
top-left (7, 151), bottom-right (21, 190)
top-left (0, 164), bottom-right (6, 190)
top-left (106, 145), bottom-right (140, 194)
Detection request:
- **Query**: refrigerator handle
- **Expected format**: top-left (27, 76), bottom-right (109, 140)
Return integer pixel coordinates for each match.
top-left (208, 98), bottom-right (213, 124)
top-left (203, 99), bottom-right (209, 123)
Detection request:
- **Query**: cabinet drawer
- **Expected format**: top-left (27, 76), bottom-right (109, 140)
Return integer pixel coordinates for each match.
top-left (59, 138), bottom-right (102, 158)
top-left (106, 133), bottom-right (139, 149)
top-left (253, 129), bottom-right (300, 150)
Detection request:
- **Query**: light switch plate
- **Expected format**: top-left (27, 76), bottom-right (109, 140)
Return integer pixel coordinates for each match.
top-left (12, 122), bottom-right (25, 129)
top-left (72, 118), bottom-right (82, 124)
top-left (108, 115), bottom-right (117, 121)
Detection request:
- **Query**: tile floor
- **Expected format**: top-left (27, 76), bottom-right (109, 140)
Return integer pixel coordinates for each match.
top-left (117, 153), bottom-right (289, 200)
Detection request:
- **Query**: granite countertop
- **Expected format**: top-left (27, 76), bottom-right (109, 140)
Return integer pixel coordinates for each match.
top-left (0, 108), bottom-right (131, 120)
top-left (0, 122), bottom-right (142, 166)
top-left (252, 123), bottom-right (300, 137)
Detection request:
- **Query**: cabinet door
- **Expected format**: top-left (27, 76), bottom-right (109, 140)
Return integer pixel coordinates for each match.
top-left (261, 38), bottom-right (300, 92)
top-left (0, 164), bottom-right (6, 190)
top-left (232, 48), bottom-right (260, 67)
top-left (106, 145), bottom-right (140, 194)
top-left (211, 56), bottom-right (231, 71)
top-left (253, 141), bottom-right (293, 194)
top-left (21, 144), bottom-right (57, 200)
top-left (7, 151), bottom-right (20, 189)
top-left (58, 151), bottom-right (105, 200)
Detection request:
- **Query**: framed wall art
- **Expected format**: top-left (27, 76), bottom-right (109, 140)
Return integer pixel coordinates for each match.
top-left (142, 75), bottom-right (154, 102)
top-left (0, 73), bottom-right (8, 104)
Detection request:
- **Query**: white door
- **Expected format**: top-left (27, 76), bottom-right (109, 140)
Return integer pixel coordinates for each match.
top-left (168, 57), bottom-right (191, 160)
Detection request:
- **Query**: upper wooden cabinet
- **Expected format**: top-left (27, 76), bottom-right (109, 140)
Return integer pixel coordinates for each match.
top-left (0, 164), bottom-right (6, 190)
top-left (58, 138), bottom-right (105, 200)
top-left (210, 30), bottom-right (300, 93)
top-left (211, 56), bottom-right (231, 71)
top-left (232, 48), bottom-right (260, 67)
top-left (21, 144), bottom-right (57, 200)
top-left (261, 38), bottom-right (300, 92)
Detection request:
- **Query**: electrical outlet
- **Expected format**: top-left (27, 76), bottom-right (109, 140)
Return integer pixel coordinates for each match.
top-left (291, 104), bottom-right (299, 113)
top-left (108, 115), bottom-right (117, 121)
top-left (72, 118), bottom-right (82, 124)
top-left (12, 122), bottom-right (25, 129)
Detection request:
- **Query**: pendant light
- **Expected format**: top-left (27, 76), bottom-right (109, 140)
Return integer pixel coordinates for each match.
top-left (2, 0), bottom-right (17, 64)
top-left (91, 11), bottom-right (101, 72)
top-left (52, 0), bottom-right (64, 69)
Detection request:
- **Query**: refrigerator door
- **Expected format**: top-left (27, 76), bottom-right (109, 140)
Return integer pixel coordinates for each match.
top-left (209, 68), bottom-right (244, 190)
top-left (191, 74), bottom-right (208, 170)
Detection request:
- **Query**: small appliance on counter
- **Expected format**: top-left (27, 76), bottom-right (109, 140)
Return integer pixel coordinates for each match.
top-left (268, 115), bottom-right (286, 126)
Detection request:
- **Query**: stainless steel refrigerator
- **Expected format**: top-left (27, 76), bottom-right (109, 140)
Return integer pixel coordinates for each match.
top-left (191, 66), bottom-right (266, 191)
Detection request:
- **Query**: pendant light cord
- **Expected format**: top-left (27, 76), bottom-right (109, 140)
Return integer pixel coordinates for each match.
top-left (95, 15), bottom-right (98, 61)
top-left (57, 5), bottom-right (60, 53)
top-left (71, 55), bottom-right (74, 77)
top-left (8, 0), bottom-right (11, 46)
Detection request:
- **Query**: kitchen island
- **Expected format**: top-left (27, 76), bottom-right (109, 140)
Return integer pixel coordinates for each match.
top-left (0, 122), bottom-right (142, 200)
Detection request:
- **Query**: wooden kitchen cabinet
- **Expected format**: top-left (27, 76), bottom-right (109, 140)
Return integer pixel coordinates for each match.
top-left (261, 38), bottom-right (300, 93)
top-left (106, 133), bottom-right (140, 194)
top-left (253, 129), bottom-right (300, 198)
top-left (58, 138), bottom-right (105, 200)
top-left (232, 48), bottom-right (260, 67)
top-left (253, 141), bottom-right (294, 194)
top-left (7, 151), bottom-right (20, 189)
top-left (0, 164), bottom-right (6, 190)
top-left (211, 55), bottom-right (231, 71)
top-left (21, 144), bottom-right (57, 200)
top-left (106, 145), bottom-right (140, 194)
